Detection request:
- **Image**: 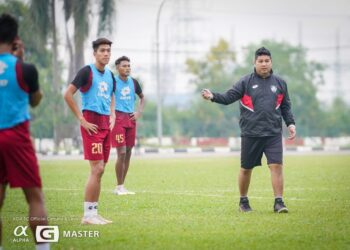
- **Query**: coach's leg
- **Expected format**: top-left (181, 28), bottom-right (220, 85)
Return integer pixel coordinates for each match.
top-left (238, 168), bottom-right (252, 197)
top-left (115, 147), bottom-right (126, 185)
top-left (269, 164), bottom-right (284, 197)
top-left (85, 160), bottom-right (105, 202)
top-left (0, 185), bottom-right (7, 247)
top-left (122, 147), bottom-right (133, 182)
top-left (22, 187), bottom-right (48, 244)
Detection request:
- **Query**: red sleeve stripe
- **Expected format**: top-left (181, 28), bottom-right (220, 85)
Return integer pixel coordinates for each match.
top-left (240, 94), bottom-right (254, 112)
top-left (80, 69), bottom-right (93, 93)
top-left (276, 94), bottom-right (284, 110)
top-left (15, 61), bottom-right (29, 93)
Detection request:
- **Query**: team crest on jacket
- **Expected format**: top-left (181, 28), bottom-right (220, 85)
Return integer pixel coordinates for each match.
top-left (252, 84), bottom-right (258, 89)
top-left (270, 85), bottom-right (277, 93)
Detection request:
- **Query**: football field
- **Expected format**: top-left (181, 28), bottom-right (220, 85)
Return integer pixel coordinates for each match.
top-left (2, 154), bottom-right (350, 250)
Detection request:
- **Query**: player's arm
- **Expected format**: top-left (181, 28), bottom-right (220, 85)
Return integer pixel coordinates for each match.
top-left (64, 84), bottom-right (98, 135)
top-left (21, 63), bottom-right (42, 108)
top-left (131, 79), bottom-right (145, 120)
top-left (64, 67), bottom-right (98, 135)
top-left (109, 93), bottom-right (116, 130)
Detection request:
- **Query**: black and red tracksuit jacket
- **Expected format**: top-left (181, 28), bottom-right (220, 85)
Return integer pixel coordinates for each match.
top-left (211, 71), bottom-right (295, 137)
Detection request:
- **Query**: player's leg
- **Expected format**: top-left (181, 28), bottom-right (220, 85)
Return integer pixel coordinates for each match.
top-left (116, 146), bottom-right (127, 186)
top-left (123, 147), bottom-right (133, 182)
top-left (22, 187), bottom-right (49, 248)
top-left (0, 184), bottom-right (7, 247)
top-left (82, 159), bottom-right (109, 224)
top-left (265, 134), bottom-right (288, 213)
top-left (120, 123), bottom-right (136, 194)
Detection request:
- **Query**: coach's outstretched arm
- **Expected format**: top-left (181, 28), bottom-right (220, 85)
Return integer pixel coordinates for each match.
top-left (201, 80), bottom-right (244, 105)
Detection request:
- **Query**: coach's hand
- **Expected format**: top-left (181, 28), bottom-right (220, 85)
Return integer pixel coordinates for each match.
top-left (80, 117), bottom-right (98, 135)
top-left (288, 124), bottom-right (296, 140)
top-left (201, 89), bottom-right (213, 100)
top-left (109, 114), bottom-right (116, 131)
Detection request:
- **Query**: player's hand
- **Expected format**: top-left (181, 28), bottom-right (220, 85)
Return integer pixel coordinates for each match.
top-left (79, 117), bottom-right (98, 135)
top-left (288, 124), bottom-right (296, 140)
top-left (12, 38), bottom-right (25, 61)
top-left (201, 89), bottom-right (213, 100)
top-left (130, 111), bottom-right (141, 121)
top-left (109, 114), bottom-right (116, 130)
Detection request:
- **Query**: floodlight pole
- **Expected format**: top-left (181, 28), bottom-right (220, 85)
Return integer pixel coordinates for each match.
top-left (156, 0), bottom-right (168, 146)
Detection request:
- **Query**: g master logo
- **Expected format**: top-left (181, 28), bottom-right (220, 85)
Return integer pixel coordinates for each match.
top-left (270, 85), bottom-right (277, 93)
top-left (35, 226), bottom-right (59, 243)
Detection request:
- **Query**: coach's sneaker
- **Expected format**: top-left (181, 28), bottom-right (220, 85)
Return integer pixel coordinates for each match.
top-left (96, 214), bottom-right (113, 224)
top-left (239, 197), bottom-right (252, 212)
top-left (81, 215), bottom-right (107, 225)
top-left (274, 198), bottom-right (288, 213)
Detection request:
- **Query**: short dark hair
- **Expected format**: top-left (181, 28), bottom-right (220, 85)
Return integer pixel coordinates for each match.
top-left (115, 56), bottom-right (130, 66)
top-left (0, 13), bottom-right (18, 44)
top-left (92, 38), bottom-right (112, 51)
top-left (255, 47), bottom-right (271, 60)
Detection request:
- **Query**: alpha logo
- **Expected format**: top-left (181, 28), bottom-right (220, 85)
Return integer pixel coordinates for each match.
top-left (0, 61), bottom-right (8, 74)
top-left (270, 85), bottom-right (277, 93)
top-left (35, 226), bottom-right (59, 243)
top-left (252, 84), bottom-right (259, 89)
top-left (13, 226), bottom-right (28, 237)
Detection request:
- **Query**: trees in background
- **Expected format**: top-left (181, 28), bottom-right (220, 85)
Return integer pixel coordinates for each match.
top-left (140, 39), bottom-right (348, 138)
top-left (1, 0), bottom-right (116, 150)
top-left (0, 2), bottom-right (348, 140)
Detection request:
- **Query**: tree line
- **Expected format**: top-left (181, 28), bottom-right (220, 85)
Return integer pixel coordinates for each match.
top-left (1, 1), bottom-right (349, 148)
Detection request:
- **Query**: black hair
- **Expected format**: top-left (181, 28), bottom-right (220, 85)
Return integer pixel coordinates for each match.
top-left (92, 38), bottom-right (112, 51)
top-left (115, 56), bottom-right (130, 65)
top-left (255, 47), bottom-right (272, 60)
top-left (0, 13), bottom-right (18, 44)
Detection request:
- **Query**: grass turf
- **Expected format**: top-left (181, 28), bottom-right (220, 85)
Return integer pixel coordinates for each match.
top-left (2, 154), bottom-right (350, 250)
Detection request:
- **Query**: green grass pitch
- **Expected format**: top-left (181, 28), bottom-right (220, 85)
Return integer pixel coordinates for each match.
top-left (2, 154), bottom-right (350, 249)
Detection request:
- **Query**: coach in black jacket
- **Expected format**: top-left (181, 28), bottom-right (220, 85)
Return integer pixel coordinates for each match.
top-left (202, 47), bottom-right (296, 213)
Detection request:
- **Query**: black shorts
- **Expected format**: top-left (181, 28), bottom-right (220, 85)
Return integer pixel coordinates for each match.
top-left (241, 134), bottom-right (283, 169)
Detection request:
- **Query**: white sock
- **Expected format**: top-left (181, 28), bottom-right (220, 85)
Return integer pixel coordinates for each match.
top-left (36, 243), bottom-right (50, 250)
top-left (117, 184), bottom-right (124, 190)
top-left (92, 202), bottom-right (98, 216)
top-left (84, 202), bottom-right (95, 217)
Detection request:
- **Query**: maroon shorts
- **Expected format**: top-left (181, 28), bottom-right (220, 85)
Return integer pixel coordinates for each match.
top-left (111, 111), bottom-right (136, 148)
top-left (81, 127), bottom-right (111, 163)
top-left (0, 121), bottom-right (42, 188)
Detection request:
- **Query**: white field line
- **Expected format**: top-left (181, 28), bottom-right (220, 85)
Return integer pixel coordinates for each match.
top-left (42, 188), bottom-right (349, 202)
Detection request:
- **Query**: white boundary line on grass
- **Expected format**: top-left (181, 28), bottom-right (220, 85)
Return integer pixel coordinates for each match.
top-left (42, 188), bottom-right (348, 202)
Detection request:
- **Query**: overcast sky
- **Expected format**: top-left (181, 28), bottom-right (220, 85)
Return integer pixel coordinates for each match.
top-left (76, 0), bottom-right (350, 105)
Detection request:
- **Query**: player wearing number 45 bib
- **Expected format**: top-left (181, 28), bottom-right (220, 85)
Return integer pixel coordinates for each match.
top-left (64, 38), bottom-right (116, 225)
top-left (111, 56), bottom-right (145, 195)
